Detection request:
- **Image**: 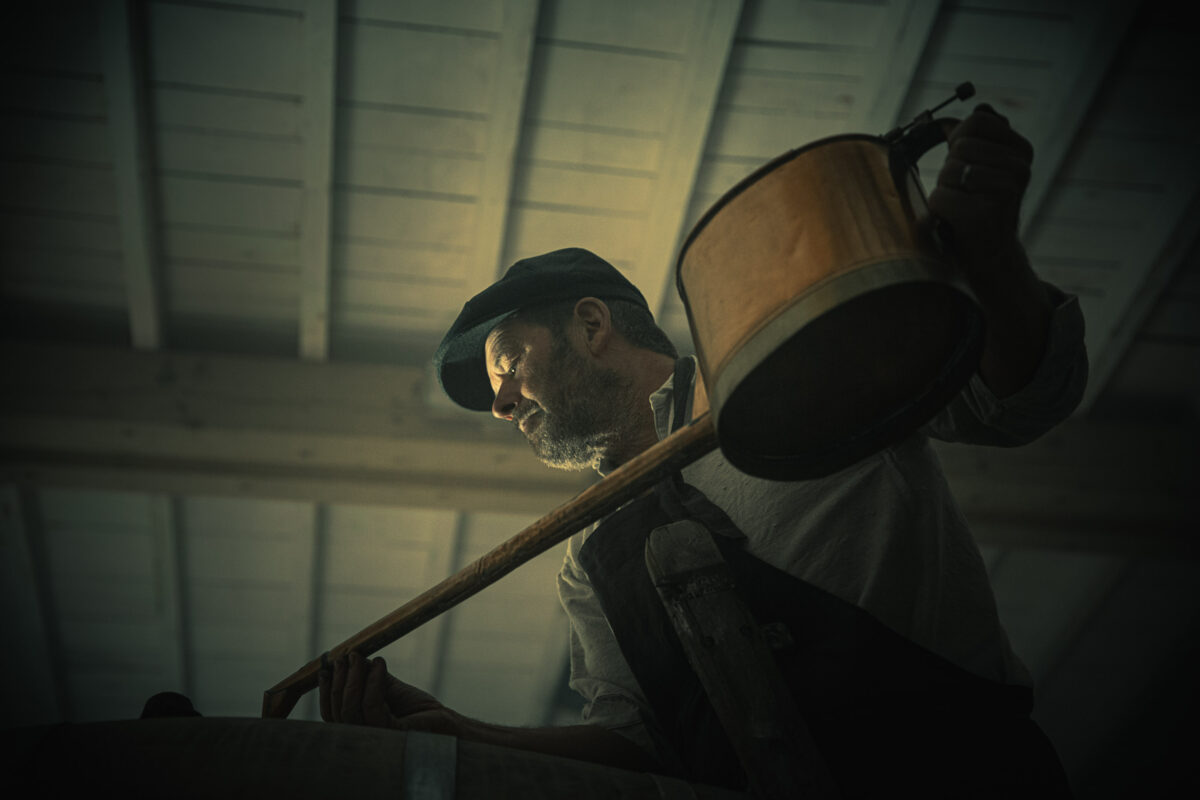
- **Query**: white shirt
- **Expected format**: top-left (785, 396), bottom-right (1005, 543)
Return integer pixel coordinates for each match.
top-left (557, 289), bottom-right (1088, 753)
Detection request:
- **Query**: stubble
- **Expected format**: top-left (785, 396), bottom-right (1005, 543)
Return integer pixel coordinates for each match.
top-left (520, 339), bottom-right (639, 472)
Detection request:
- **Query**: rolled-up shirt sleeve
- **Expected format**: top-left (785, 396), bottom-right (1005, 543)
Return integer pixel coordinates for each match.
top-left (556, 531), bottom-right (660, 758)
top-left (924, 284), bottom-right (1088, 446)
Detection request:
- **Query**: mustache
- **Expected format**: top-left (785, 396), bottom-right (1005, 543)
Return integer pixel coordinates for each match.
top-left (513, 402), bottom-right (543, 428)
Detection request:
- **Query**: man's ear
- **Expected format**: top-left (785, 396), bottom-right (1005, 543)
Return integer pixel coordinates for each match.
top-left (573, 297), bottom-right (612, 354)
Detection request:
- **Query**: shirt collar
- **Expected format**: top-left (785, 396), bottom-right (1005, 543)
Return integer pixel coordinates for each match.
top-left (650, 355), bottom-right (696, 441)
top-left (597, 356), bottom-right (695, 475)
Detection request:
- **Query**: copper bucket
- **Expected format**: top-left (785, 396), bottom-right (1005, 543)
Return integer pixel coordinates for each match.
top-left (677, 130), bottom-right (984, 480)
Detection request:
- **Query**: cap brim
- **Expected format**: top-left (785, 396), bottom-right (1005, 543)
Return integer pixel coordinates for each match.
top-left (434, 310), bottom-right (514, 411)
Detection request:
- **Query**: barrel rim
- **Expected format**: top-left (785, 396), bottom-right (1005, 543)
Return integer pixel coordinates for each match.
top-left (709, 256), bottom-right (983, 480)
top-left (707, 256), bottom-right (968, 413)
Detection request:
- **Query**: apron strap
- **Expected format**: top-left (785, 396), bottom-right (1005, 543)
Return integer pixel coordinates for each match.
top-left (660, 357), bottom-right (744, 541)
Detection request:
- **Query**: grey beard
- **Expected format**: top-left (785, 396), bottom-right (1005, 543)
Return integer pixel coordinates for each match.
top-left (527, 420), bottom-right (615, 471)
top-left (521, 344), bottom-right (639, 472)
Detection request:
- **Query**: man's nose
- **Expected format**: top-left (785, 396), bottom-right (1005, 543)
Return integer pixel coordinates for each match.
top-left (492, 380), bottom-right (519, 420)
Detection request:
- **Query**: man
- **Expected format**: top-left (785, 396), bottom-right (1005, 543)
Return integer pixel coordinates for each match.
top-left (320, 106), bottom-right (1086, 795)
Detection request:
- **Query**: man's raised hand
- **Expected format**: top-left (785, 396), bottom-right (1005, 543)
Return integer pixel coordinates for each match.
top-left (929, 103), bottom-right (1035, 275)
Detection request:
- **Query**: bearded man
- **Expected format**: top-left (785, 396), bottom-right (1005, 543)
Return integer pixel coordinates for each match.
top-left (319, 106), bottom-right (1086, 796)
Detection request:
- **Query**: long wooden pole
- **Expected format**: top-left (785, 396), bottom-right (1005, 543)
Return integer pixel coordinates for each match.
top-left (261, 413), bottom-right (718, 719)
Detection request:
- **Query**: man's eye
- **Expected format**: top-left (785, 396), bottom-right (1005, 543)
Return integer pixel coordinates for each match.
top-left (506, 358), bottom-right (520, 376)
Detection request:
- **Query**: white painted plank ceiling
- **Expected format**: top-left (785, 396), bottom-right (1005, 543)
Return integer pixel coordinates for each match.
top-left (1, 1), bottom-right (1197, 796)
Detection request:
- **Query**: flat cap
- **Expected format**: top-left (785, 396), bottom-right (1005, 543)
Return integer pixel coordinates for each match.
top-left (434, 248), bottom-right (648, 411)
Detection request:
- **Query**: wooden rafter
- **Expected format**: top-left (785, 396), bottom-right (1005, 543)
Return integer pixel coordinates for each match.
top-left (1018, 0), bottom-right (1144, 238)
top-left (1031, 559), bottom-right (1134, 695)
top-left (855, 0), bottom-right (943, 135)
top-left (932, 415), bottom-right (1198, 556)
top-left (0, 341), bottom-right (593, 515)
top-left (100, 0), bottom-right (163, 350)
top-left (298, 502), bottom-right (324, 720)
top-left (1078, 189), bottom-right (1200, 413)
top-left (640, 0), bottom-right (744, 317)
top-left (466, 0), bottom-right (540, 287)
top-left (299, 0), bottom-right (339, 360)
top-left (0, 487), bottom-right (68, 723)
top-left (150, 495), bottom-right (191, 701)
top-left (1, 341), bottom-right (1194, 553)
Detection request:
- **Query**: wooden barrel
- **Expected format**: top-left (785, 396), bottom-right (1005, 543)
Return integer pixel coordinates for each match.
top-left (4, 718), bottom-right (749, 799)
top-left (677, 134), bottom-right (984, 480)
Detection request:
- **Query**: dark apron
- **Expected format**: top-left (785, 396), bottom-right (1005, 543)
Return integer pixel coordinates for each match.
top-left (579, 358), bottom-right (1071, 797)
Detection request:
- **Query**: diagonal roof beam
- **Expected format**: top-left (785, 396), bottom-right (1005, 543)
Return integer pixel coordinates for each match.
top-left (299, 0), bottom-right (339, 360)
top-left (100, 0), bottom-right (164, 350)
top-left (855, 0), bottom-right (943, 135)
top-left (0, 486), bottom-right (68, 723)
top-left (641, 0), bottom-right (744, 318)
top-left (1018, 0), bottom-right (1143, 239)
top-left (298, 502), bottom-right (326, 720)
top-left (295, 3), bottom-right (339, 722)
top-left (150, 495), bottom-right (191, 701)
top-left (467, 0), bottom-right (540, 286)
top-left (1030, 559), bottom-right (1134, 701)
top-left (1078, 188), bottom-right (1200, 413)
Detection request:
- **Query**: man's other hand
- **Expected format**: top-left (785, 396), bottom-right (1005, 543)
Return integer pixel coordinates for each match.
top-left (319, 651), bottom-right (460, 735)
top-left (929, 103), bottom-right (1034, 275)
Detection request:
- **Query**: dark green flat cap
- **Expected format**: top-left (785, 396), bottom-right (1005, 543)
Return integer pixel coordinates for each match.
top-left (434, 248), bottom-right (649, 411)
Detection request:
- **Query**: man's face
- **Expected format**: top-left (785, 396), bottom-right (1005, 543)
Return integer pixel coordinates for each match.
top-left (485, 317), bottom-right (630, 471)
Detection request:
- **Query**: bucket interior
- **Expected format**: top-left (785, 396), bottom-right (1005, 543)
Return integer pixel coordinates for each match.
top-left (715, 280), bottom-right (983, 480)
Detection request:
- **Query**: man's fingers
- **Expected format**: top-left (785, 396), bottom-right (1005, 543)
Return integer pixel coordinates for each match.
top-left (944, 136), bottom-right (1033, 173)
top-left (318, 663), bottom-right (333, 722)
top-left (363, 658), bottom-right (393, 728)
top-left (321, 652), bottom-right (453, 734)
top-left (340, 652), bottom-right (366, 725)
top-left (330, 654), bottom-right (348, 723)
top-left (949, 107), bottom-right (1033, 162)
top-left (938, 157), bottom-right (1027, 197)
top-left (952, 103), bottom-right (1011, 138)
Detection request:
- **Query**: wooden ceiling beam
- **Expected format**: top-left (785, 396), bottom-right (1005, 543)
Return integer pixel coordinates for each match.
top-left (0, 443), bottom-right (588, 517)
top-left (932, 415), bottom-right (1198, 554)
top-left (1018, 0), bottom-right (1144, 240)
top-left (1078, 188), bottom-right (1200, 413)
top-left (1, 343), bottom-right (1193, 549)
top-left (0, 486), bottom-right (68, 724)
top-left (0, 341), bottom-right (593, 515)
top-left (465, 0), bottom-right (540, 287)
top-left (150, 495), bottom-right (192, 702)
top-left (100, 0), bottom-right (164, 350)
top-left (641, 0), bottom-right (744, 318)
top-left (856, 0), bottom-right (943, 135)
top-left (299, 0), bottom-right (339, 361)
top-left (297, 502), bottom-right (325, 721)
top-left (966, 516), bottom-right (1198, 559)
